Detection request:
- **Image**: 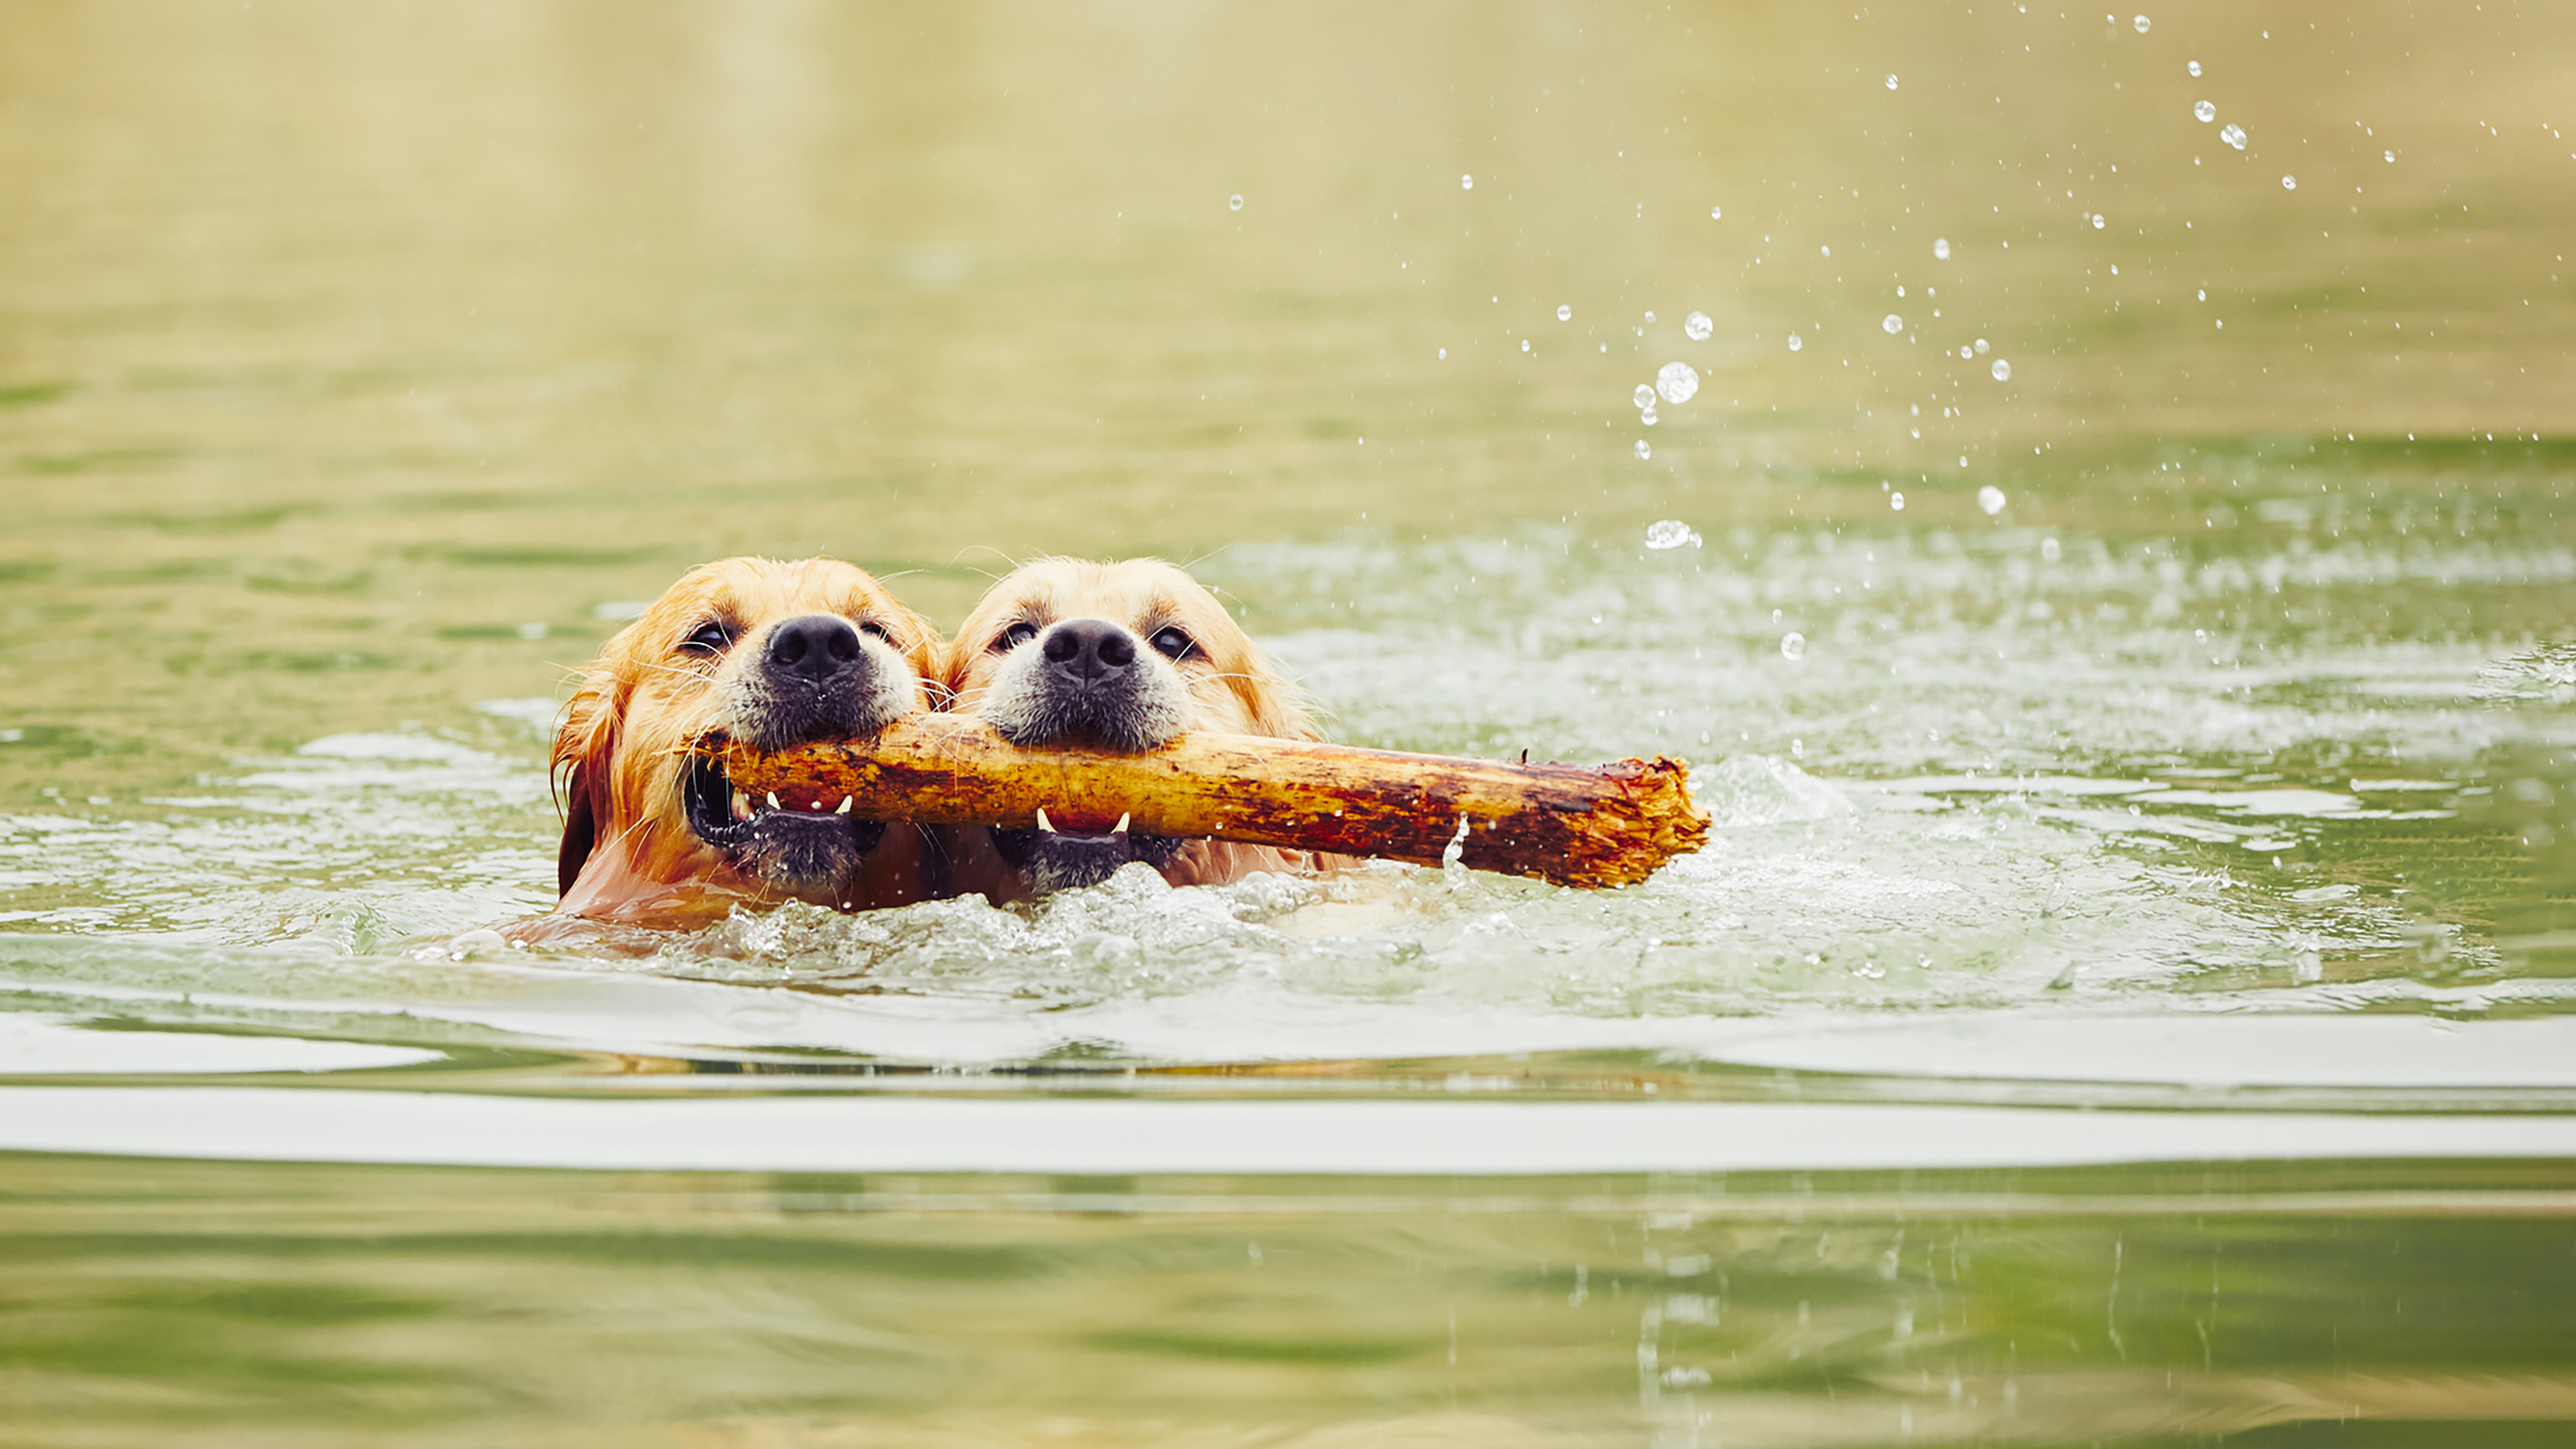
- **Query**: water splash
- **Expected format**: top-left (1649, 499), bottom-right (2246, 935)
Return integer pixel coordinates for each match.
top-left (1643, 519), bottom-right (1702, 550)
top-left (1654, 361), bottom-right (1699, 405)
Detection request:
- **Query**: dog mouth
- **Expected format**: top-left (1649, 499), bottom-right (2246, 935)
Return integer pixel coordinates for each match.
top-left (683, 745), bottom-right (886, 889)
top-left (989, 808), bottom-right (1186, 895)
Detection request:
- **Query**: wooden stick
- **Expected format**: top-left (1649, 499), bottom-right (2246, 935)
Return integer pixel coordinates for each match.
top-left (712, 718), bottom-right (1710, 889)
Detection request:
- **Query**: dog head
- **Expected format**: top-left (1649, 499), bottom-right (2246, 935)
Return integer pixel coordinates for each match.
top-left (943, 557), bottom-right (1317, 895)
top-left (553, 556), bottom-right (941, 918)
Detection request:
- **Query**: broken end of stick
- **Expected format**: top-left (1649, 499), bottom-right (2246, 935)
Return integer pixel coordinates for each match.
top-left (1599, 753), bottom-right (1713, 886)
top-left (1483, 753), bottom-right (1710, 890)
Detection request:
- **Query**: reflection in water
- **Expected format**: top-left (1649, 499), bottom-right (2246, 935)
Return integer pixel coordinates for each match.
top-left (2, 1154), bottom-right (2571, 1447)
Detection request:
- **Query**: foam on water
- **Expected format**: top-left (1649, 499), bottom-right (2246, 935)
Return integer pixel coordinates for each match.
top-left (6, 525), bottom-right (2566, 1074)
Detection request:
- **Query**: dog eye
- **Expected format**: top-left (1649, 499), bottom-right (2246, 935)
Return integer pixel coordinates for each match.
top-left (1149, 627), bottom-right (1196, 661)
top-left (994, 621), bottom-right (1038, 651)
top-left (857, 620), bottom-right (893, 643)
top-left (679, 621), bottom-right (735, 656)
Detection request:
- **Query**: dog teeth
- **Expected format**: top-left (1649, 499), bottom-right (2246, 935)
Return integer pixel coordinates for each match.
top-left (1113, 813), bottom-right (1131, 835)
top-left (730, 789), bottom-right (753, 822)
top-left (1035, 807), bottom-right (1055, 833)
top-left (766, 791), bottom-right (781, 811)
top-left (834, 795), bottom-right (852, 815)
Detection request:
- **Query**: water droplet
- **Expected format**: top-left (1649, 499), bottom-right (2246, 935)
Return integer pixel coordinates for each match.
top-left (2187, 60), bottom-right (2202, 76)
top-left (2384, 149), bottom-right (2396, 163)
top-left (2041, 536), bottom-right (2062, 563)
top-left (2091, 213), bottom-right (2106, 229)
top-left (1644, 311), bottom-right (1656, 324)
top-left (2221, 122), bottom-right (2247, 150)
top-left (1990, 358), bottom-right (2012, 381)
top-left (1557, 303), bottom-right (1572, 321)
top-left (1780, 632), bottom-right (1807, 661)
top-left (1684, 310), bottom-right (1713, 341)
top-left (1644, 518), bottom-right (1700, 550)
top-left (1959, 345), bottom-right (1973, 359)
top-left (1885, 73), bottom-right (1900, 90)
top-left (1788, 332), bottom-right (1804, 352)
top-left (1934, 237), bottom-right (1951, 260)
top-left (2194, 100), bottom-right (2216, 122)
top-left (1633, 384), bottom-right (1657, 410)
top-left (1890, 491), bottom-right (1906, 510)
top-left (1438, 348), bottom-right (1447, 360)
top-left (1882, 313), bottom-right (1904, 334)
top-left (1709, 204), bottom-right (1724, 220)
top-left (1641, 407), bottom-right (1657, 426)
top-left (1520, 338), bottom-right (1531, 352)
top-left (1819, 245), bottom-right (1831, 257)
top-left (1634, 440), bottom-right (1652, 460)
top-left (1228, 194), bottom-right (1245, 212)
top-left (1978, 485), bottom-right (2008, 515)
top-left (2281, 174), bottom-right (2297, 190)
top-left (1973, 337), bottom-right (1990, 354)
top-left (1655, 361), bottom-right (1700, 404)
top-left (2133, 14), bottom-right (2150, 31)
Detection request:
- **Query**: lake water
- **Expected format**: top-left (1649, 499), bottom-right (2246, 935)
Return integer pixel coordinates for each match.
top-left (5, 1), bottom-right (2576, 1443)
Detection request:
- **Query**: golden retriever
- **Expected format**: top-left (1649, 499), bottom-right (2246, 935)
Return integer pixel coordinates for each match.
top-left (937, 556), bottom-right (1342, 901)
top-left (550, 556), bottom-right (943, 925)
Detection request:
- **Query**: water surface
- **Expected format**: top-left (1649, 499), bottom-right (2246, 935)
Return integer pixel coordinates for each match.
top-left (5, 1), bottom-right (2576, 1443)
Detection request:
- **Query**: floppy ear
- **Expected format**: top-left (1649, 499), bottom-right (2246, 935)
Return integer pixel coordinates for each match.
top-left (887, 601), bottom-right (954, 711)
top-left (551, 667), bottom-right (623, 898)
top-left (1229, 647), bottom-right (1327, 742)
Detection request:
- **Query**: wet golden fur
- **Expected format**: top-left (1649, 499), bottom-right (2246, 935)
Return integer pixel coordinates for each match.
top-left (549, 556), bottom-right (943, 925)
top-left (939, 556), bottom-right (1343, 900)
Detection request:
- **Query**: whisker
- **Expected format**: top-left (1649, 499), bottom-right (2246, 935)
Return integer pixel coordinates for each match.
top-left (947, 543), bottom-right (1024, 578)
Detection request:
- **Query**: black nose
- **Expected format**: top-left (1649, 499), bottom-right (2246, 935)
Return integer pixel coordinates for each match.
top-left (1041, 618), bottom-right (1137, 681)
top-left (762, 614), bottom-right (865, 686)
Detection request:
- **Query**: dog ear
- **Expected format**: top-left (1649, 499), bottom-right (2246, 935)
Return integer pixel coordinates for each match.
top-left (557, 763), bottom-right (601, 898)
top-left (551, 667), bottom-right (623, 898)
top-left (888, 602), bottom-right (955, 711)
top-left (1228, 648), bottom-right (1327, 742)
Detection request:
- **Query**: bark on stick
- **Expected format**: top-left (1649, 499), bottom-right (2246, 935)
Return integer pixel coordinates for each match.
top-left (712, 718), bottom-right (1709, 889)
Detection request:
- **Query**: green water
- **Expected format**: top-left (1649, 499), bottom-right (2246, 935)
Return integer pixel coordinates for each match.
top-left (6, 0), bottom-right (2576, 1442)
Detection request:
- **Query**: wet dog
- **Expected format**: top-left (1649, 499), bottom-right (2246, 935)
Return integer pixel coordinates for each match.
top-left (549, 556), bottom-right (944, 925)
top-left (939, 557), bottom-right (1340, 901)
